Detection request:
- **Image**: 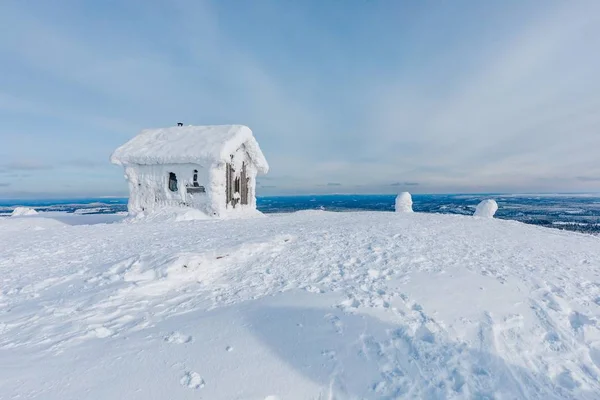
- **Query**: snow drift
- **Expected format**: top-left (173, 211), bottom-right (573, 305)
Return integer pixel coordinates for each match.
top-left (474, 199), bottom-right (498, 218)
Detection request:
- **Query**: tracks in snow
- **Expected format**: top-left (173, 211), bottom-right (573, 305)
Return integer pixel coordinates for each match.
top-left (3, 212), bottom-right (600, 398)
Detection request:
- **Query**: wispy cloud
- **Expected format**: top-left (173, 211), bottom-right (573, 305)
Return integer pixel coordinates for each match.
top-left (64, 159), bottom-right (103, 169)
top-left (1, 161), bottom-right (51, 171)
top-left (577, 176), bottom-right (600, 182)
top-left (391, 182), bottom-right (420, 187)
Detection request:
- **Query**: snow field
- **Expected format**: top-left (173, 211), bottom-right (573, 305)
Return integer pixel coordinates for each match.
top-left (2, 212), bottom-right (600, 398)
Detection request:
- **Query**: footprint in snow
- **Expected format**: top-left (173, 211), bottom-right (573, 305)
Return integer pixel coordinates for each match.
top-left (164, 331), bottom-right (192, 344)
top-left (180, 371), bottom-right (205, 389)
top-left (544, 331), bottom-right (560, 344)
top-left (94, 326), bottom-right (113, 338)
top-left (321, 349), bottom-right (336, 360)
top-left (415, 325), bottom-right (435, 343)
top-left (568, 311), bottom-right (594, 331)
top-left (325, 314), bottom-right (344, 334)
top-left (589, 347), bottom-right (600, 368)
top-left (556, 370), bottom-right (579, 390)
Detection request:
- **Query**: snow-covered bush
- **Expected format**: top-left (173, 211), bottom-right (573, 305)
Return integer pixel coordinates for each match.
top-left (474, 199), bottom-right (498, 218)
top-left (395, 192), bottom-right (413, 213)
top-left (11, 207), bottom-right (38, 217)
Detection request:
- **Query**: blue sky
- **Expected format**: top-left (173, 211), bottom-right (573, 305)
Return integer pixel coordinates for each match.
top-left (1, 0), bottom-right (599, 198)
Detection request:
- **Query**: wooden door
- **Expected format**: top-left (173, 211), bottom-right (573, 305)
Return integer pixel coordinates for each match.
top-left (226, 163), bottom-right (234, 207)
top-left (226, 162), bottom-right (248, 207)
top-left (240, 162), bottom-right (248, 205)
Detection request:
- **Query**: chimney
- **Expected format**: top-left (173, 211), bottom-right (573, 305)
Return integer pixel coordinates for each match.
top-left (177, 122), bottom-right (183, 127)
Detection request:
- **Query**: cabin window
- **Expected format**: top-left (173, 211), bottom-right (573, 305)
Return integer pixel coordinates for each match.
top-left (186, 169), bottom-right (206, 194)
top-left (168, 172), bottom-right (178, 192)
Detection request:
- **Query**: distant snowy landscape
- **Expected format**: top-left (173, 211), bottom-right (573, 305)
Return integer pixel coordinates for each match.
top-left (2, 209), bottom-right (600, 399)
top-left (2, 194), bottom-right (600, 234)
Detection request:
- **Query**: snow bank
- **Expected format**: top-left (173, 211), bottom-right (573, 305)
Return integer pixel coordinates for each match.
top-left (474, 199), bottom-right (498, 218)
top-left (42, 212), bottom-right (127, 226)
top-left (126, 206), bottom-right (211, 223)
top-left (0, 216), bottom-right (66, 232)
top-left (125, 206), bottom-right (264, 223)
top-left (11, 206), bottom-right (38, 216)
top-left (395, 192), bottom-right (413, 212)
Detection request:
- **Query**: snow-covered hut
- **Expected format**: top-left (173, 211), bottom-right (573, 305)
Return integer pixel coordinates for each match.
top-left (111, 125), bottom-right (269, 217)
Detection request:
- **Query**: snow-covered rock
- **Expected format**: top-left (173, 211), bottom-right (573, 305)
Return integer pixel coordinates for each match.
top-left (474, 199), bottom-right (498, 218)
top-left (10, 207), bottom-right (38, 216)
top-left (395, 192), bottom-right (413, 212)
top-left (2, 211), bottom-right (600, 399)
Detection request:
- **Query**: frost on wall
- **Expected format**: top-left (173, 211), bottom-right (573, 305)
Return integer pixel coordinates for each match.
top-left (395, 192), bottom-right (414, 213)
top-left (474, 199), bottom-right (498, 218)
top-left (126, 163), bottom-right (213, 216)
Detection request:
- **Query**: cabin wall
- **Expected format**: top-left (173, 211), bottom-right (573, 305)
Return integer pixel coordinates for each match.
top-left (124, 163), bottom-right (212, 214)
top-left (122, 145), bottom-right (262, 217)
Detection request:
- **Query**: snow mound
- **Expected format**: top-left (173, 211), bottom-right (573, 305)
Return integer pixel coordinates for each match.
top-left (474, 199), bottom-right (498, 218)
top-left (395, 192), bottom-right (413, 213)
top-left (11, 207), bottom-right (38, 216)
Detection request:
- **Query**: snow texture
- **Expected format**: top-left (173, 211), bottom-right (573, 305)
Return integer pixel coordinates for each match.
top-left (474, 199), bottom-right (499, 218)
top-left (110, 124), bottom-right (268, 173)
top-left (2, 212), bottom-right (600, 399)
top-left (10, 206), bottom-right (38, 216)
top-left (395, 192), bottom-right (413, 213)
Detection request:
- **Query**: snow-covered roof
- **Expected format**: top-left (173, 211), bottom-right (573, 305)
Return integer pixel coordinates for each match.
top-left (110, 125), bottom-right (268, 173)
